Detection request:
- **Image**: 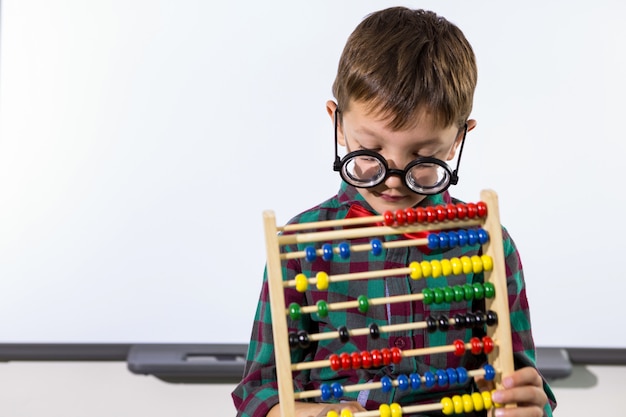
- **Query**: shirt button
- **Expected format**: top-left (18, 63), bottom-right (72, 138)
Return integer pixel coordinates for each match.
top-left (394, 338), bottom-right (406, 349)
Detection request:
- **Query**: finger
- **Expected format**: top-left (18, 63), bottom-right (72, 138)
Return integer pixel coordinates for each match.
top-left (492, 385), bottom-right (548, 409)
top-left (502, 367), bottom-right (543, 389)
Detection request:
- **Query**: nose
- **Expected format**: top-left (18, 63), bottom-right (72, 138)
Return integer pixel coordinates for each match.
top-left (383, 157), bottom-right (406, 188)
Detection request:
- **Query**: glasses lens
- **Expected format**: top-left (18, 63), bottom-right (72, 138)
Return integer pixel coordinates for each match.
top-left (406, 160), bottom-right (451, 194)
top-left (341, 153), bottom-right (386, 187)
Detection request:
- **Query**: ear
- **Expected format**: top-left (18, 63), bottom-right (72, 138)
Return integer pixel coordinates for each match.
top-left (446, 119), bottom-right (476, 160)
top-left (326, 100), bottom-right (346, 146)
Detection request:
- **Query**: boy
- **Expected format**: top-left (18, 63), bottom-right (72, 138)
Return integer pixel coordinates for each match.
top-left (233, 7), bottom-right (556, 417)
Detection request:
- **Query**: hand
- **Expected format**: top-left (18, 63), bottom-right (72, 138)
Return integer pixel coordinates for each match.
top-left (267, 401), bottom-right (366, 417)
top-left (489, 367), bottom-right (548, 417)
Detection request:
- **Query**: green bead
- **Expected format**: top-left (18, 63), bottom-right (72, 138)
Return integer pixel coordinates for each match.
top-left (453, 285), bottom-right (465, 302)
top-left (473, 282), bottom-right (485, 299)
top-left (443, 286), bottom-right (455, 303)
top-left (433, 288), bottom-right (445, 304)
top-left (289, 303), bottom-right (301, 320)
top-left (422, 288), bottom-right (434, 305)
top-left (316, 300), bottom-right (328, 318)
top-left (357, 295), bottom-right (369, 313)
top-left (484, 282), bottom-right (496, 298)
top-left (463, 284), bottom-right (475, 301)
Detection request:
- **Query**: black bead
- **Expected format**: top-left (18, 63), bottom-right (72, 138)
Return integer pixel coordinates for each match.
top-left (473, 310), bottom-right (485, 328)
top-left (425, 316), bottom-right (438, 333)
top-left (288, 332), bottom-right (299, 349)
top-left (297, 330), bottom-right (310, 349)
top-left (465, 312), bottom-right (477, 328)
top-left (369, 323), bottom-right (380, 339)
top-left (454, 313), bottom-right (467, 329)
top-left (438, 314), bottom-right (450, 331)
top-left (337, 326), bottom-right (350, 343)
top-left (486, 310), bottom-right (498, 326)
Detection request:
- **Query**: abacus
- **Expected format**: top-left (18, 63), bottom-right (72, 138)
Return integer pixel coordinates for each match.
top-left (263, 189), bottom-right (514, 417)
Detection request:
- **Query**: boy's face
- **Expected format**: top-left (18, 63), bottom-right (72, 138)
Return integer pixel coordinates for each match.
top-left (327, 100), bottom-right (476, 214)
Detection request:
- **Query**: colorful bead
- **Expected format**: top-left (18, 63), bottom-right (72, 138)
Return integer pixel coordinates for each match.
top-left (484, 283), bottom-right (496, 299)
top-left (369, 323), bottom-right (380, 339)
top-left (320, 383), bottom-right (332, 401)
top-left (466, 202), bottom-right (478, 219)
top-left (438, 314), bottom-right (450, 331)
top-left (457, 367), bottom-right (468, 384)
top-left (482, 336), bottom-right (495, 354)
top-left (477, 228), bottom-right (489, 244)
top-left (462, 394), bottom-right (474, 413)
top-left (338, 242), bottom-right (350, 259)
top-left (463, 284), bottom-right (474, 300)
top-left (326, 411), bottom-right (338, 417)
top-left (381, 376), bottom-right (393, 393)
top-left (443, 286), bottom-right (455, 303)
top-left (425, 316), bottom-right (437, 333)
top-left (446, 367), bottom-right (458, 385)
top-left (436, 369), bottom-right (448, 386)
top-left (316, 271), bottom-right (329, 290)
top-left (482, 390), bottom-right (493, 409)
top-left (481, 255), bottom-right (493, 271)
top-left (454, 313), bottom-right (467, 329)
top-left (424, 371), bottom-right (436, 387)
top-left (453, 339), bottom-right (466, 356)
top-left (435, 205), bottom-right (447, 222)
top-left (338, 326), bottom-right (350, 343)
top-left (450, 257), bottom-right (463, 275)
top-left (295, 273), bottom-right (308, 292)
top-left (455, 203), bottom-right (467, 219)
top-left (470, 337), bottom-right (482, 355)
top-left (425, 206), bottom-right (437, 222)
top-left (433, 288), bottom-right (444, 304)
top-left (288, 332), bottom-right (299, 348)
top-left (379, 404), bottom-right (391, 417)
top-left (297, 330), bottom-right (310, 349)
top-left (397, 374), bottom-right (409, 391)
top-left (395, 209), bottom-right (407, 225)
top-left (486, 310), bottom-right (498, 326)
top-left (438, 232), bottom-right (450, 248)
top-left (427, 234), bottom-right (440, 250)
top-left (441, 397), bottom-right (454, 415)
top-left (457, 230), bottom-right (468, 246)
top-left (409, 261), bottom-right (422, 280)
top-left (321, 243), bottom-right (333, 261)
top-left (483, 363), bottom-right (496, 381)
top-left (340, 409), bottom-right (353, 417)
top-left (476, 201), bottom-right (488, 217)
top-left (304, 246), bottom-right (317, 262)
top-left (381, 348), bottom-right (392, 365)
top-left (422, 288), bottom-right (434, 305)
top-left (452, 395), bottom-right (464, 414)
top-left (288, 303), bottom-right (301, 320)
top-left (447, 231), bottom-right (459, 247)
top-left (471, 255), bottom-right (483, 273)
top-left (409, 372), bottom-right (421, 389)
top-left (467, 229), bottom-right (478, 246)
top-left (371, 239), bottom-right (383, 256)
top-left (446, 203), bottom-right (458, 220)
top-left (420, 260), bottom-right (432, 277)
top-left (415, 207), bottom-right (427, 223)
top-left (473, 282), bottom-right (485, 299)
top-left (371, 349), bottom-right (383, 367)
top-left (361, 351), bottom-right (373, 368)
top-left (390, 403), bottom-right (402, 417)
top-left (391, 347), bottom-right (403, 364)
top-left (383, 211), bottom-right (395, 226)
top-left (431, 260), bottom-right (442, 278)
top-left (357, 295), bottom-right (369, 313)
top-left (350, 352), bottom-right (362, 369)
top-left (465, 312), bottom-right (477, 328)
top-left (316, 300), bottom-right (329, 318)
top-left (331, 382), bottom-right (343, 398)
top-left (329, 354), bottom-right (341, 371)
top-left (405, 208), bottom-right (416, 224)
top-left (472, 392), bottom-right (484, 411)
top-left (440, 259), bottom-right (452, 276)
top-left (340, 352), bottom-right (351, 369)
top-left (460, 256), bottom-right (473, 274)
top-left (453, 285), bottom-right (465, 302)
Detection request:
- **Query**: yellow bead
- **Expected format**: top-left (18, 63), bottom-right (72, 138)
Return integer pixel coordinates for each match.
top-left (462, 394), bottom-right (474, 413)
top-left (481, 255), bottom-right (493, 271)
top-left (327, 411), bottom-right (339, 417)
top-left (420, 260), bottom-right (432, 277)
top-left (460, 256), bottom-right (473, 274)
top-left (295, 273), bottom-right (308, 292)
top-left (450, 257), bottom-right (463, 275)
top-left (440, 259), bottom-right (452, 276)
top-left (481, 391), bottom-right (493, 410)
top-left (472, 392), bottom-right (484, 411)
top-left (471, 255), bottom-right (483, 273)
top-left (316, 271), bottom-right (329, 290)
top-left (441, 397), bottom-right (454, 415)
top-left (452, 395), bottom-right (464, 414)
top-left (409, 261), bottom-right (422, 280)
top-left (340, 409), bottom-right (353, 417)
top-left (390, 403), bottom-right (402, 417)
top-left (430, 260), bottom-right (442, 278)
top-left (379, 404), bottom-right (391, 417)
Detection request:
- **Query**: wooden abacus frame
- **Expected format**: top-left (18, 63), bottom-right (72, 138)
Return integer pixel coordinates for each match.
top-left (263, 189), bottom-right (514, 417)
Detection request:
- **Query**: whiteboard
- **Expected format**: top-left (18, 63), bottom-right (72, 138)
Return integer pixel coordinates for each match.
top-left (0, 0), bottom-right (624, 348)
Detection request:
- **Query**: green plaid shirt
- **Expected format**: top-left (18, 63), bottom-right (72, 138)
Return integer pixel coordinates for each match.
top-left (233, 182), bottom-right (555, 417)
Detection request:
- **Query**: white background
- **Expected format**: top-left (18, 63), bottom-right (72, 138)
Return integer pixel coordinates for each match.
top-left (1, 0), bottom-right (625, 348)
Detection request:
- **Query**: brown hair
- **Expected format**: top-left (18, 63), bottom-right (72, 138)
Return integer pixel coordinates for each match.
top-left (332, 7), bottom-right (477, 129)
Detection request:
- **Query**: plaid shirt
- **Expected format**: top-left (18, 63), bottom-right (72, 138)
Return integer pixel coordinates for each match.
top-left (232, 182), bottom-right (555, 417)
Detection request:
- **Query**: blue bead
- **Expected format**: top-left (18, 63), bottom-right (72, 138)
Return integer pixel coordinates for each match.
top-left (424, 371), bottom-right (435, 388)
top-left (457, 230), bottom-right (468, 246)
top-left (467, 229), bottom-right (478, 245)
top-left (456, 367), bottom-right (468, 384)
top-left (427, 234), bottom-right (440, 249)
top-left (370, 238), bottom-right (383, 256)
top-left (436, 369), bottom-right (448, 387)
top-left (381, 376), bottom-right (393, 393)
top-left (477, 228), bottom-right (489, 244)
top-left (321, 244), bottom-right (333, 261)
top-left (304, 246), bottom-right (317, 262)
top-left (447, 231), bottom-right (459, 247)
top-left (320, 383), bottom-right (331, 401)
top-left (409, 373), bottom-right (421, 390)
top-left (338, 242), bottom-right (350, 259)
top-left (483, 364), bottom-right (496, 381)
top-left (397, 374), bottom-right (409, 391)
top-left (446, 368), bottom-right (458, 385)
top-left (331, 382), bottom-right (344, 398)
top-left (438, 232), bottom-right (450, 248)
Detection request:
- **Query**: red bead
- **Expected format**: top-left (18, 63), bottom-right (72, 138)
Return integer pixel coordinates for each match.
top-left (395, 209), bottom-right (407, 226)
top-left (446, 203), bottom-right (458, 220)
top-left (381, 348), bottom-right (392, 365)
top-left (466, 203), bottom-right (478, 219)
top-left (455, 203), bottom-right (467, 220)
top-left (435, 205), bottom-right (447, 222)
top-left (476, 201), bottom-right (488, 217)
top-left (383, 211), bottom-right (395, 226)
top-left (482, 336), bottom-right (494, 354)
top-left (470, 337), bottom-right (482, 355)
top-left (361, 351), bottom-right (373, 369)
top-left (425, 207), bottom-right (437, 222)
top-left (340, 352), bottom-right (351, 370)
top-left (390, 347), bottom-right (403, 364)
top-left (350, 352), bottom-right (362, 369)
top-left (329, 354), bottom-right (341, 371)
top-left (371, 349), bottom-right (383, 367)
top-left (453, 339), bottom-right (466, 356)
top-left (415, 207), bottom-right (427, 223)
top-left (405, 208), bottom-right (416, 224)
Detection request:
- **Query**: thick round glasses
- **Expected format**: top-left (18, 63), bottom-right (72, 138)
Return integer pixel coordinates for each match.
top-left (333, 110), bottom-right (467, 195)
